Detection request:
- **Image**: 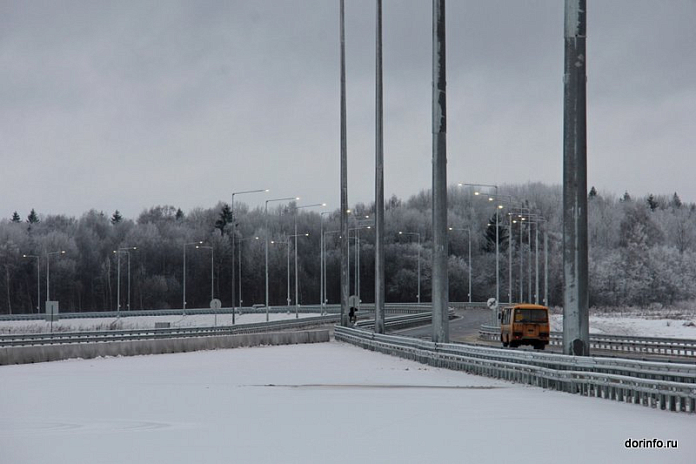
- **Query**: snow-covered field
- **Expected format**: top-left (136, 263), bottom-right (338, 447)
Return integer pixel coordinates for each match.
top-left (1, 342), bottom-right (693, 464)
top-left (4, 310), bottom-right (696, 341)
top-left (0, 312), bottom-right (316, 334)
top-left (549, 314), bottom-right (696, 339)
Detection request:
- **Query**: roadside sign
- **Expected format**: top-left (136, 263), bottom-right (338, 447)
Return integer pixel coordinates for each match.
top-left (45, 301), bottom-right (59, 322)
top-left (210, 299), bottom-right (222, 310)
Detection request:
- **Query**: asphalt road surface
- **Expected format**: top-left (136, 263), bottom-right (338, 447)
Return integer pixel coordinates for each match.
top-left (391, 307), bottom-right (493, 343)
top-left (393, 308), bottom-right (696, 363)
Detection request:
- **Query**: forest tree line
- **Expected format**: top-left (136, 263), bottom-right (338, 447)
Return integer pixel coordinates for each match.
top-left (1, 183), bottom-right (695, 314)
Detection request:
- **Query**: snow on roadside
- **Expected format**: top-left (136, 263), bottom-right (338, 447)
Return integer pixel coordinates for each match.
top-left (0, 312), bottom-right (315, 334)
top-left (550, 314), bottom-right (696, 339)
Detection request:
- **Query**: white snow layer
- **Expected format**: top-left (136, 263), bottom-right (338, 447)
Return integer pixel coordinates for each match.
top-left (1, 342), bottom-right (694, 464)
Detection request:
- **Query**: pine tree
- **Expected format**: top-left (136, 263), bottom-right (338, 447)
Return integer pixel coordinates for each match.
top-left (588, 186), bottom-right (598, 199)
top-left (26, 209), bottom-right (39, 224)
top-left (111, 210), bottom-right (122, 225)
top-left (215, 203), bottom-right (234, 235)
top-left (175, 208), bottom-right (185, 221)
top-left (647, 194), bottom-right (658, 211)
top-left (11, 211), bottom-right (21, 223)
top-left (671, 192), bottom-right (682, 209)
top-left (484, 213), bottom-right (509, 252)
top-left (621, 191), bottom-right (632, 202)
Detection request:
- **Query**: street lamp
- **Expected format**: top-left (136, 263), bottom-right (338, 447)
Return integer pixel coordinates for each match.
top-left (398, 231), bottom-right (421, 303)
top-left (183, 241), bottom-right (203, 311)
top-left (448, 228), bottom-right (471, 303)
top-left (460, 182), bottom-right (501, 306)
top-left (22, 254), bottom-right (40, 313)
top-left (516, 213), bottom-right (546, 305)
top-left (270, 238), bottom-right (291, 311)
top-left (320, 211), bottom-right (332, 313)
top-left (486, 193), bottom-right (525, 305)
top-left (323, 229), bottom-right (341, 309)
top-left (231, 188), bottom-right (268, 324)
top-left (510, 208), bottom-right (531, 302)
top-left (348, 224), bottom-right (373, 304)
top-left (195, 244), bottom-right (215, 325)
top-left (46, 250), bottom-right (66, 304)
top-left (291, 232), bottom-right (310, 318)
top-left (113, 246), bottom-right (137, 315)
top-left (265, 196), bottom-right (299, 322)
top-left (347, 212), bottom-right (374, 303)
top-left (236, 236), bottom-right (259, 313)
top-left (293, 203), bottom-right (325, 314)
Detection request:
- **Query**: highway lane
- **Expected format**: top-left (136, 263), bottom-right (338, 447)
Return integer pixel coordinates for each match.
top-left (391, 307), bottom-right (493, 343)
top-left (392, 308), bottom-right (696, 363)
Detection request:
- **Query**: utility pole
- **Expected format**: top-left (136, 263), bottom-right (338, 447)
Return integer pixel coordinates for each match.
top-left (431, 0), bottom-right (448, 343)
top-left (374, 0), bottom-right (385, 333)
top-left (563, 0), bottom-right (590, 356)
top-left (339, 0), bottom-right (349, 327)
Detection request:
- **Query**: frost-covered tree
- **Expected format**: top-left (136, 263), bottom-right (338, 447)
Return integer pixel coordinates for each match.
top-left (111, 210), bottom-right (122, 225)
top-left (671, 192), bottom-right (682, 209)
top-left (26, 209), bottom-right (39, 224)
top-left (619, 203), bottom-right (663, 248)
top-left (215, 204), bottom-right (233, 235)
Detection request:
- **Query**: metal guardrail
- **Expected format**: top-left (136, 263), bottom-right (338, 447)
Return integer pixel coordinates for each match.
top-left (479, 324), bottom-right (696, 358)
top-left (355, 310), bottom-right (454, 331)
top-left (336, 325), bottom-right (696, 413)
top-left (0, 311), bottom-right (444, 348)
top-left (0, 302), bottom-right (442, 322)
top-left (0, 315), bottom-right (341, 347)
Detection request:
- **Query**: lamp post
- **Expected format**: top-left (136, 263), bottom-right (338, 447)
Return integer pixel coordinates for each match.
top-left (231, 188), bottom-right (268, 324)
top-left (292, 232), bottom-right (310, 318)
top-left (293, 203), bottom-right (325, 313)
top-left (46, 250), bottom-right (66, 304)
top-left (348, 222), bottom-right (372, 304)
top-left (237, 236), bottom-right (259, 312)
top-left (448, 228), bottom-right (471, 302)
top-left (265, 197), bottom-right (299, 322)
top-left (460, 183), bottom-right (501, 306)
top-left (270, 239), bottom-right (291, 310)
top-left (195, 244), bottom-right (214, 325)
top-left (398, 231), bottom-right (421, 303)
top-left (183, 241), bottom-right (203, 311)
top-left (320, 211), bottom-right (332, 313)
top-left (482, 192), bottom-right (523, 305)
top-left (518, 214), bottom-right (546, 305)
top-left (114, 246), bottom-right (137, 315)
top-left (195, 245), bottom-right (214, 302)
top-left (323, 230), bottom-right (341, 309)
top-left (276, 234), bottom-right (310, 318)
top-left (510, 207), bottom-right (531, 302)
top-left (22, 254), bottom-right (40, 313)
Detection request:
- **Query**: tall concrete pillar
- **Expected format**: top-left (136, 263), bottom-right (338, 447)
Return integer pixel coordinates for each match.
top-left (431, 0), bottom-right (449, 343)
top-left (562, 0), bottom-right (590, 356)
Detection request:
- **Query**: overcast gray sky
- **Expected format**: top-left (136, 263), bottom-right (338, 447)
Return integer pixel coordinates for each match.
top-left (2, 1), bottom-right (695, 219)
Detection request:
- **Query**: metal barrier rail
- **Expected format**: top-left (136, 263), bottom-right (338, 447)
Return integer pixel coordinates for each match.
top-left (0, 303), bottom-right (440, 322)
top-left (335, 325), bottom-right (696, 413)
top-left (0, 311), bottom-right (441, 347)
top-left (0, 315), bottom-right (341, 347)
top-left (479, 324), bottom-right (696, 358)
